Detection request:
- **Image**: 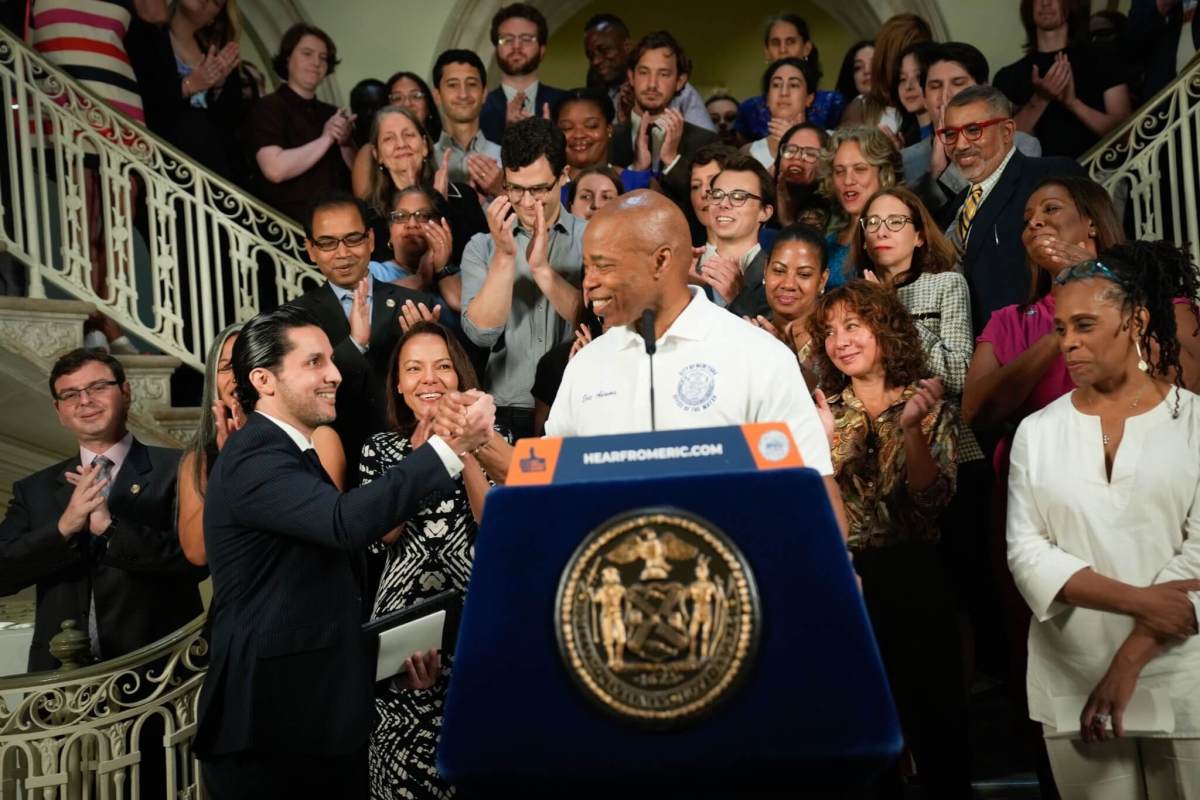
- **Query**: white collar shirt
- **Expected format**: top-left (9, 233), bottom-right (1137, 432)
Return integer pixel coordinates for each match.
top-left (973, 144), bottom-right (1017, 208)
top-left (256, 410), bottom-right (315, 451)
top-left (502, 80), bottom-right (538, 117)
top-left (545, 287), bottom-right (833, 475)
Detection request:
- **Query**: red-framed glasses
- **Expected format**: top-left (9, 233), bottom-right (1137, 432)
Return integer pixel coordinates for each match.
top-left (935, 117), bottom-right (1008, 146)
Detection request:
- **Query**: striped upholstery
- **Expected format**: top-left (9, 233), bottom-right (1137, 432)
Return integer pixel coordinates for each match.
top-left (30, 0), bottom-right (144, 122)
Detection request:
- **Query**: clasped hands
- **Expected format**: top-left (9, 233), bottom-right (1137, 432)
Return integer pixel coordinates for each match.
top-left (58, 462), bottom-right (111, 538)
top-left (411, 389), bottom-right (496, 456)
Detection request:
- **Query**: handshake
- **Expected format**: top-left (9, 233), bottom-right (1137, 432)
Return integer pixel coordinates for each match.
top-left (424, 390), bottom-right (497, 456)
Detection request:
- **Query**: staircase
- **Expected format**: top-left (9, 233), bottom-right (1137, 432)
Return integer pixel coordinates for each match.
top-left (0, 24), bottom-right (323, 480)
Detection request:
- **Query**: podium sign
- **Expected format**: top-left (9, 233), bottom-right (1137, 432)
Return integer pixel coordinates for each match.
top-left (439, 426), bottom-right (900, 793)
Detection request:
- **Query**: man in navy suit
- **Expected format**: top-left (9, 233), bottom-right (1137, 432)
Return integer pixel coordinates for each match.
top-left (195, 304), bottom-right (495, 798)
top-left (935, 84), bottom-right (1084, 333)
top-left (290, 192), bottom-right (439, 475)
top-left (0, 349), bottom-right (202, 672)
top-left (479, 3), bottom-right (567, 145)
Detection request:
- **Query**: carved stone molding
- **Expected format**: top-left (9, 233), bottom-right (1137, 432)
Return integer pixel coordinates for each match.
top-left (114, 355), bottom-right (182, 417)
top-left (0, 298), bottom-right (93, 364)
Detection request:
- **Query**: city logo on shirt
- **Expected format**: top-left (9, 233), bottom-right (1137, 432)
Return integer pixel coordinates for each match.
top-left (674, 363), bottom-right (718, 412)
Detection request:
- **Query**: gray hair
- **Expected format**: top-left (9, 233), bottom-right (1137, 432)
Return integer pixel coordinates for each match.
top-left (946, 84), bottom-right (1014, 119)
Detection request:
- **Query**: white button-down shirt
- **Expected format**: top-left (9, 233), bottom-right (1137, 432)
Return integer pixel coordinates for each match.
top-left (545, 287), bottom-right (833, 475)
top-left (1007, 390), bottom-right (1200, 735)
top-left (256, 411), bottom-right (464, 478)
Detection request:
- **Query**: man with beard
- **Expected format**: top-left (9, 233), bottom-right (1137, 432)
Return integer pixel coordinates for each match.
top-left (935, 85), bottom-right (1082, 333)
top-left (195, 304), bottom-right (496, 797)
top-left (609, 31), bottom-right (718, 226)
top-left (479, 4), bottom-right (567, 146)
top-left (583, 14), bottom-right (716, 132)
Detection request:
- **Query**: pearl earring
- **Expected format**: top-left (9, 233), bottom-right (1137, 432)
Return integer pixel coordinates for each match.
top-left (1136, 340), bottom-right (1148, 372)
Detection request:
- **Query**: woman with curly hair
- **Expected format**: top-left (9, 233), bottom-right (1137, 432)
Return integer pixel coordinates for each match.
top-left (808, 280), bottom-right (972, 797)
top-left (1006, 241), bottom-right (1200, 797)
top-left (821, 127), bottom-right (903, 289)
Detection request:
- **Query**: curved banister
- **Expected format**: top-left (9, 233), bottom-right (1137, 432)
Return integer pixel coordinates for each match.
top-left (0, 26), bottom-right (324, 371)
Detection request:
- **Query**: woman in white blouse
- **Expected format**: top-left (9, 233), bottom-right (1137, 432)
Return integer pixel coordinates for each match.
top-left (1007, 241), bottom-right (1200, 798)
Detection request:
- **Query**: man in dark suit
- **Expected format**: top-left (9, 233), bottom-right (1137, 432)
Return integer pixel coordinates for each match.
top-left (936, 85), bottom-right (1084, 333)
top-left (195, 304), bottom-right (495, 798)
top-left (479, 3), bottom-right (567, 145)
top-left (0, 349), bottom-right (203, 672)
top-left (608, 31), bottom-right (718, 226)
top-left (696, 153), bottom-right (775, 319)
top-left (290, 192), bottom-right (438, 474)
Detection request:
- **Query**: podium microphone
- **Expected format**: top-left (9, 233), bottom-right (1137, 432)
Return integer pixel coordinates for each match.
top-left (639, 309), bottom-right (657, 431)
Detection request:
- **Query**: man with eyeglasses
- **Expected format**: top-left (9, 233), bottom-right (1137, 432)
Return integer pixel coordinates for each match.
top-left (431, 49), bottom-right (503, 193)
top-left (935, 84), bottom-right (1083, 333)
top-left (902, 42), bottom-right (1043, 218)
top-left (291, 193), bottom-right (440, 473)
top-left (695, 153), bottom-right (776, 319)
top-left (0, 349), bottom-right (203, 672)
top-left (460, 117), bottom-right (587, 439)
top-left (479, 3), bottom-right (567, 147)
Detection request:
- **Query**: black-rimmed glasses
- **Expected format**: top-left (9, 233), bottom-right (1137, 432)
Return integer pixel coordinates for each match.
top-left (704, 188), bottom-right (762, 207)
top-left (860, 214), bottom-right (915, 233)
top-left (310, 231), bottom-right (370, 251)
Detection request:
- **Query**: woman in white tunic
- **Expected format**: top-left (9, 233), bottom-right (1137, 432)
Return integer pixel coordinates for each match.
top-left (1006, 241), bottom-right (1200, 799)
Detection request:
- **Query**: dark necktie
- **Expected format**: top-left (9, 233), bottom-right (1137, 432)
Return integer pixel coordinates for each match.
top-left (87, 454), bottom-right (114, 658)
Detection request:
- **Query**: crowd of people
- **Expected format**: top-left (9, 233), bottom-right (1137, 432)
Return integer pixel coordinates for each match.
top-left (4, 1), bottom-right (1200, 798)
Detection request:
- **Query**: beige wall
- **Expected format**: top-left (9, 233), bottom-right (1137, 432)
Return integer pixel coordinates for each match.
top-left (536, 1), bottom-right (855, 102)
top-left (288, 0), bottom-right (1132, 107)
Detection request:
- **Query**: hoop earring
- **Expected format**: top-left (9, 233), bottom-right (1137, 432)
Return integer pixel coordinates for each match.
top-left (1135, 340), bottom-right (1148, 372)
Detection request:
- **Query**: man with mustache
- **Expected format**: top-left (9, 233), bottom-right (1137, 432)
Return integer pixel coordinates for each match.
top-left (290, 193), bottom-right (439, 475)
top-left (479, 4), bottom-right (567, 146)
top-left (609, 31), bottom-right (718, 229)
top-left (583, 13), bottom-right (716, 132)
top-left (936, 85), bottom-right (1083, 334)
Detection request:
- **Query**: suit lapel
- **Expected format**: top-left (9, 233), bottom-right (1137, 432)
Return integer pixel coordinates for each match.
top-left (964, 153), bottom-right (1024, 267)
top-left (743, 249), bottom-right (767, 289)
top-left (55, 454), bottom-right (82, 511)
top-left (609, 123), bottom-right (634, 166)
top-left (108, 438), bottom-right (151, 511)
top-left (368, 280), bottom-right (394, 347)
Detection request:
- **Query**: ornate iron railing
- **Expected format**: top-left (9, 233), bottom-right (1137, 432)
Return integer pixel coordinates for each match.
top-left (0, 616), bottom-right (209, 799)
top-left (0, 26), bottom-right (322, 371)
top-left (1081, 56), bottom-right (1200, 266)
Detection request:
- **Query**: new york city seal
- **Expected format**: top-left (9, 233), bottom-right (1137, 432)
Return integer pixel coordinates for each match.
top-left (556, 509), bottom-right (760, 726)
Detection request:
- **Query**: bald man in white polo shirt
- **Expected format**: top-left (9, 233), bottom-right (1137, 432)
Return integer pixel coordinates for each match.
top-left (546, 190), bottom-right (845, 529)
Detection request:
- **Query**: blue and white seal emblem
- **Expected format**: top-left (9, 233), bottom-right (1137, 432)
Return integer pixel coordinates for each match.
top-left (674, 363), bottom-right (717, 411)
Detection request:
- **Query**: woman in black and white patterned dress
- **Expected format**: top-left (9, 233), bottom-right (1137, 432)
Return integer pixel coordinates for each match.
top-left (359, 321), bottom-right (502, 800)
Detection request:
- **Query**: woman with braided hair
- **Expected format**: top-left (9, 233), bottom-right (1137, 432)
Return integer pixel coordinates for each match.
top-left (1006, 240), bottom-right (1200, 798)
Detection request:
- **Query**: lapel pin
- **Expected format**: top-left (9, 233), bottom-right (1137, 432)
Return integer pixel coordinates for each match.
top-left (130, 483), bottom-right (141, 495)
top-left (386, 298), bottom-right (396, 308)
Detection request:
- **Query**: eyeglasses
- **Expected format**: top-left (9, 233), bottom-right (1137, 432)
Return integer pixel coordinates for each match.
top-left (780, 144), bottom-right (820, 162)
top-left (935, 117), bottom-right (1008, 146)
top-left (860, 214), bottom-right (915, 233)
top-left (55, 379), bottom-right (119, 404)
top-left (310, 231), bottom-right (370, 251)
top-left (704, 188), bottom-right (762, 207)
top-left (389, 210), bottom-right (441, 225)
top-left (504, 182), bottom-right (557, 202)
top-left (388, 90), bottom-right (425, 104)
top-left (497, 33), bottom-right (538, 47)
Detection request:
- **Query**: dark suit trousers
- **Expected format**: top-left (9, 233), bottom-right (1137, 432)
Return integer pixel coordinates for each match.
top-left (202, 747), bottom-right (367, 799)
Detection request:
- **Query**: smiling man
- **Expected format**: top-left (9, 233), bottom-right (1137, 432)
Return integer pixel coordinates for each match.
top-left (545, 190), bottom-right (845, 532)
top-left (460, 117), bottom-right (586, 439)
top-left (431, 49), bottom-right (502, 191)
top-left (195, 304), bottom-right (495, 797)
top-left (0, 349), bottom-right (203, 671)
top-left (609, 31), bottom-right (717, 223)
top-left (696, 153), bottom-right (775, 318)
top-left (290, 193), bottom-right (439, 473)
top-left (937, 84), bottom-right (1083, 332)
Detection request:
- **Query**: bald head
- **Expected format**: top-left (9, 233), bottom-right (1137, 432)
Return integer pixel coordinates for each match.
top-left (589, 190), bottom-right (692, 276)
top-left (582, 190), bottom-right (695, 330)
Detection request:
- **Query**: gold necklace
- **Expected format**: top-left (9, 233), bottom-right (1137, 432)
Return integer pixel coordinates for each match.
top-left (1100, 381), bottom-right (1153, 446)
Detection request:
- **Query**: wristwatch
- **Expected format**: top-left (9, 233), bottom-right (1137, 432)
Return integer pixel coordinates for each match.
top-left (432, 266), bottom-right (455, 283)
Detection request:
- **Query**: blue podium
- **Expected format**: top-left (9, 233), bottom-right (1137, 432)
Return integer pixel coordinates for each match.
top-left (438, 425), bottom-right (901, 795)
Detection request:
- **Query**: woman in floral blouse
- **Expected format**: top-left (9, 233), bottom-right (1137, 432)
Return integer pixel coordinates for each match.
top-left (807, 280), bottom-right (971, 797)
